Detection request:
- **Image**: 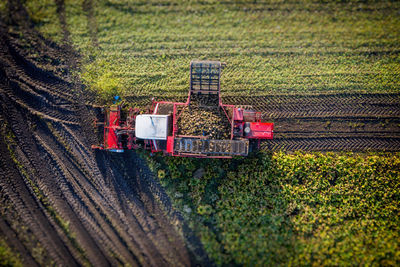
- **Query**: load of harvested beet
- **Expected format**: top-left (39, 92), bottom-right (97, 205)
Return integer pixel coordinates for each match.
top-left (177, 95), bottom-right (231, 139)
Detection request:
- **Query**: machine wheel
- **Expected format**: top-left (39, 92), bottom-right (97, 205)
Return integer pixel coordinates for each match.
top-left (249, 139), bottom-right (261, 153)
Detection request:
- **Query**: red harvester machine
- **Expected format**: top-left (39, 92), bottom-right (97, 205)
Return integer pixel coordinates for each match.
top-left (92, 60), bottom-right (273, 158)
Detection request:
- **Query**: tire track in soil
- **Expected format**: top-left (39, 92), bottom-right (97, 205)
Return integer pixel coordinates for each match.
top-left (82, 0), bottom-right (99, 47)
top-left (273, 118), bottom-right (400, 138)
top-left (245, 94), bottom-right (400, 151)
top-left (0, 217), bottom-right (39, 267)
top-left (0, 4), bottom-right (209, 266)
top-left (33, 121), bottom-right (178, 266)
top-left (222, 94), bottom-right (400, 119)
top-left (55, 0), bottom-right (71, 45)
top-left (0, 122), bottom-right (80, 266)
top-left (0, 93), bottom-right (100, 265)
top-left (31, 124), bottom-right (126, 266)
top-left (107, 152), bottom-right (202, 265)
top-left (261, 137), bottom-right (400, 151)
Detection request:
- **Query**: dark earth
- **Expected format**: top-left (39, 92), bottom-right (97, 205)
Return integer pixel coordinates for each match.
top-left (1, 0), bottom-right (400, 266)
top-left (0, 1), bottom-right (210, 266)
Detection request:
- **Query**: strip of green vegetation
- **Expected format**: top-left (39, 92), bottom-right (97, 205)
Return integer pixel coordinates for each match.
top-left (0, 239), bottom-right (23, 267)
top-left (0, 1), bottom-right (6, 15)
top-left (21, 0), bottom-right (400, 100)
top-left (143, 152), bottom-right (400, 266)
top-left (24, 0), bottom-right (63, 43)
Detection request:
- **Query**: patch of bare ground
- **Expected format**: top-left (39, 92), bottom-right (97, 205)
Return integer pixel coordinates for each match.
top-left (0, 2), bottom-right (211, 266)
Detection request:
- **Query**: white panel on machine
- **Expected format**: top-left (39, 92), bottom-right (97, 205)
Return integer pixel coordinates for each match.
top-left (135, 115), bottom-right (169, 140)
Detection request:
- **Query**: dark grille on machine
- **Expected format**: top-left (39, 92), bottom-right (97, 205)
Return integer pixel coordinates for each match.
top-left (174, 138), bottom-right (249, 156)
top-left (190, 61), bottom-right (221, 95)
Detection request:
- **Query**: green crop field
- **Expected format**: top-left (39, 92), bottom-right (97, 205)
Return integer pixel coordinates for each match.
top-left (22, 0), bottom-right (400, 100)
top-left (6, 0), bottom-right (400, 265)
top-left (143, 151), bottom-right (400, 265)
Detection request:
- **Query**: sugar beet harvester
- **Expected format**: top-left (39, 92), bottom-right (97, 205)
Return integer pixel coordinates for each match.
top-left (92, 61), bottom-right (273, 158)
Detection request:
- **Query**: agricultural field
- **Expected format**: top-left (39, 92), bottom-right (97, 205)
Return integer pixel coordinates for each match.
top-left (0, 0), bottom-right (400, 266)
top-left (22, 0), bottom-right (400, 99)
top-left (143, 151), bottom-right (400, 265)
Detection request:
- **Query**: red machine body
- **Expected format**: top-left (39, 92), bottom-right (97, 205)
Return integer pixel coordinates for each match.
top-left (92, 61), bottom-right (273, 158)
top-left (246, 122), bottom-right (274, 139)
top-left (104, 105), bottom-right (123, 152)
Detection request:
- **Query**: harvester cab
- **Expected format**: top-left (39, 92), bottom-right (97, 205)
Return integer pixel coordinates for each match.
top-left (135, 115), bottom-right (169, 140)
top-left (92, 60), bottom-right (273, 158)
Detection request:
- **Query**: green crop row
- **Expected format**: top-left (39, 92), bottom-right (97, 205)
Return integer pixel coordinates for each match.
top-left (13, 0), bottom-right (400, 102)
top-left (144, 151), bottom-right (400, 266)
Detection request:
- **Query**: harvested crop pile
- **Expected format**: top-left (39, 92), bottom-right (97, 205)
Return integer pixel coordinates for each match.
top-left (190, 94), bottom-right (219, 107)
top-left (178, 95), bottom-right (230, 139)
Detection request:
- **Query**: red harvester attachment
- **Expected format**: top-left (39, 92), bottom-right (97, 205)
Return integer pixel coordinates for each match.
top-left (92, 60), bottom-right (273, 158)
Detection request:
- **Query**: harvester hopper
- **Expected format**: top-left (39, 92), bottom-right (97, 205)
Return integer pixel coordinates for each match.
top-left (92, 60), bottom-right (273, 158)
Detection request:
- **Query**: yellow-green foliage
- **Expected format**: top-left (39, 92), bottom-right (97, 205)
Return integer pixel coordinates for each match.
top-left (0, 239), bottom-right (23, 267)
top-left (80, 59), bottom-right (122, 99)
top-left (24, 0), bottom-right (400, 99)
top-left (275, 152), bottom-right (400, 266)
top-left (147, 152), bottom-right (400, 266)
top-left (0, 0), bottom-right (7, 15)
top-left (25, 0), bottom-right (63, 42)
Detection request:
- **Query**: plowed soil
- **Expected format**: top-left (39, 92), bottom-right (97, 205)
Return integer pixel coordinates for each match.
top-left (0, 3), bottom-right (210, 266)
top-left (1, 1), bottom-right (400, 266)
top-left (222, 95), bottom-right (400, 151)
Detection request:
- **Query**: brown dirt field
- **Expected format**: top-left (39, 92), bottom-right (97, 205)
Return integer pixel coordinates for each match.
top-left (0, 2), bottom-right (210, 266)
